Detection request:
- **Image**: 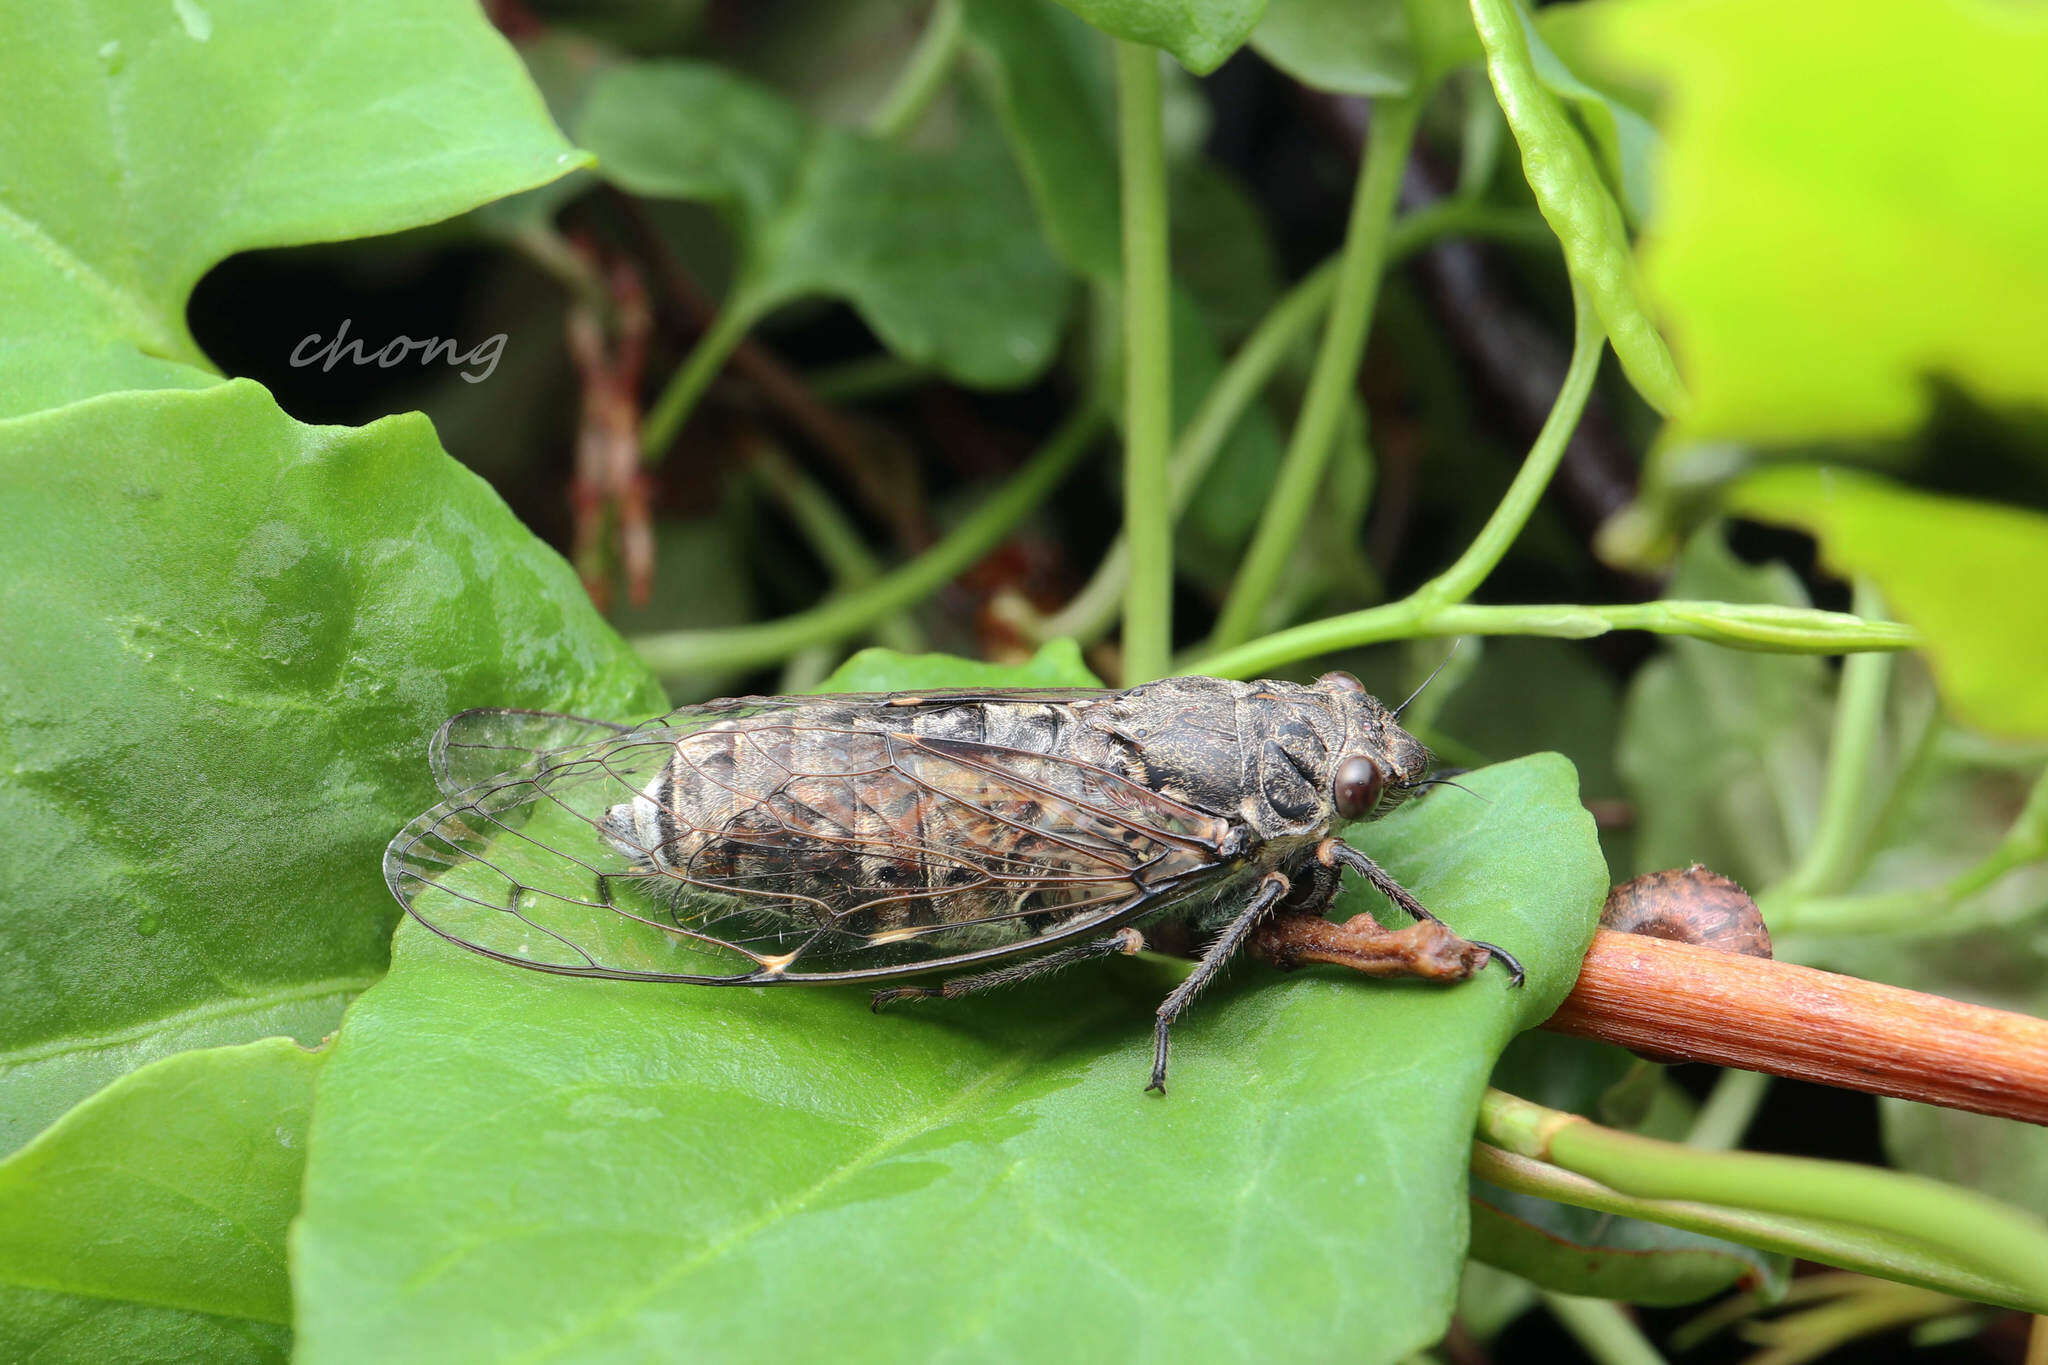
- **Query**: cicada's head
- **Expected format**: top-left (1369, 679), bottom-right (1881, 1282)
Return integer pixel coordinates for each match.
top-left (1307, 670), bottom-right (1431, 824)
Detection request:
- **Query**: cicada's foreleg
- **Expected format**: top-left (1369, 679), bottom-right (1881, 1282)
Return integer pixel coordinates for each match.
top-left (869, 927), bottom-right (1147, 1012)
top-left (1147, 870), bottom-right (1293, 1096)
top-left (1309, 838), bottom-right (1524, 984)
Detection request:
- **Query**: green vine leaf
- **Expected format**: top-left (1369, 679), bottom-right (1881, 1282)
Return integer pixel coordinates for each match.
top-left (579, 61), bottom-right (1070, 390)
top-left (1584, 0), bottom-right (2048, 444)
top-left (1250, 0), bottom-right (1478, 97)
top-left (294, 649), bottom-right (1603, 1364)
top-left (0, 1038), bottom-right (319, 1361)
top-left (0, 0), bottom-right (585, 421)
top-left (1728, 465), bottom-right (2048, 741)
top-left (1048, 0), bottom-right (1267, 75)
top-left (0, 381), bottom-right (664, 1152)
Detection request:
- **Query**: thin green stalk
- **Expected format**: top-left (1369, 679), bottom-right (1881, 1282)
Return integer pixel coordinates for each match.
top-left (633, 405), bottom-right (1106, 679)
top-left (804, 354), bottom-right (930, 404)
top-left (867, 0), bottom-right (965, 139)
top-left (751, 442), bottom-right (923, 655)
top-left (1187, 599), bottom-right (1921, 679)
top-left (1210, 96), bottom-right (1420, 651)
top-left (1540, 1294), bottom-right (1668, 1365)
top-left (1414, 280), bottom-right (1604, 611)
top-left (1041, 259), bottom-right (1340, 645)
top-left (1772, 767), bottom-right (2048, 935)
top-left (1687, 1069), bottom-right (1771, 1152)
top-left (1115, 39), bottom-right (1174, 684)
top-left (1776, 579), bottom-right (1894, 900)
top-left (1739, 1289), bottom-right (1962, 1365)
top-left (641, 298), bottom-right (761, 463)
top-left (1027, 201), bottom-right (1548, 649)
top-left (510, 225), bottom-right (610, 317)
top-left (1480, 1090), bottom-right (2048, 1307)
top-left (1474, 1143), bottom-right (2038, 1312)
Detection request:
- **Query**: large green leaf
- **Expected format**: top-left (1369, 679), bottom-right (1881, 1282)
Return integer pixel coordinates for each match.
top-left (0, 380), bottom-right (665, 1151)
top-left (0, 1289), bottom-right (288, 1365)
top-left (962, 0), bottom-right (1121, 279)
top-left (1616, 530), bottom-right (1833, 887)
top-left (1728, 465), bottom-right (2048, 741)
top-left (1584, 0), bottom-right (2048, 444)
top-left (579, 61), bottom-right (1069, 390)
top-left (0, 0), bottom-right (585, 421)
top-left (1250, 0), bottom-right (1477, 97)
top-left (0, 1038), bottom-right (318, 1361)
top-left (1049, 0), bottom-right (1267, 75)
top-left (294, 650), bottom-right (1603, 1363)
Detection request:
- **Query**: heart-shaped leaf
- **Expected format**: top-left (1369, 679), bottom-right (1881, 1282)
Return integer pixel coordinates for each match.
top-left (579, 61), bottom-right (1070, 390)
top-left (293, 646), bottom-right (1603, 1363)
top-left (0, 0), bottom-right (585, 420)
top-left (0, 381), bottom-right (664, 1150)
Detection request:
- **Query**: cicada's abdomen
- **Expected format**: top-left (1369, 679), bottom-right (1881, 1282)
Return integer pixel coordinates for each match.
top-left (599, 705), bottom-right (1169, 950)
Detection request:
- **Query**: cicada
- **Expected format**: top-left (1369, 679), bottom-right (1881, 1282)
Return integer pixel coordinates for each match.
top-left (385, 671), bottom-right (1520, 1092)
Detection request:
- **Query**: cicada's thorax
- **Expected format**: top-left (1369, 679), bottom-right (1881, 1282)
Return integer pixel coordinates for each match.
top-left (1077, 676), bottom-right (1358, 847)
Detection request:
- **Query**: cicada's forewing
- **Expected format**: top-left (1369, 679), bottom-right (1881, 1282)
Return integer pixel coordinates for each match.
top-left (387, 706), bottom-right (777, 982)
top-left (429, 708), bottom-right (635, 798)
top-left (386, 694), bottom-right (1240, 986)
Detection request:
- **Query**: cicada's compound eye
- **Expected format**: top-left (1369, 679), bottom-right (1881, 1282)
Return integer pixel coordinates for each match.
top-left (1314, 670), bottom-right (1368, 695)
top-left (1332, 754), bottom-right (1385, 821)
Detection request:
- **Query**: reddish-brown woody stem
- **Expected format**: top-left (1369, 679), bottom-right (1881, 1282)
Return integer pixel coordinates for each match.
top-left (1543, 929), bottom-right (2048, 1127)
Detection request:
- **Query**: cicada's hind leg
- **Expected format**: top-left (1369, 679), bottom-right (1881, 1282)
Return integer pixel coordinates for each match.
top-left (1147, 870), bottom-right (1294, 1096)
top-left (1250, 838), bottom-right (1524, 984)
top-left (869, 927), bottom-right (1147, 1011)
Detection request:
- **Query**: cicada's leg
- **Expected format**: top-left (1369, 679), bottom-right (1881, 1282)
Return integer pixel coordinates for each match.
top-left (1147, 870), bottom-right (1293, 1096)
top-left (1307, 838), bottom-right (1524, 984)
top-left (869, 927), bottom-right (1147, 1012)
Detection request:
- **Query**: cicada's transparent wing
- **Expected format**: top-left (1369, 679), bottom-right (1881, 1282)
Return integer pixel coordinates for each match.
top-left (387, 696), bottom-right (1241, 986)
top-left (388, 710), bottom-right (771, 982)
top-left (429, 708), bottom-right (636, 798)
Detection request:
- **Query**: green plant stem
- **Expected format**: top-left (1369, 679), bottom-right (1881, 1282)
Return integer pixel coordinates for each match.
top-left (1741, 1288), bottom-right (1962, 1365)
top-left (509, 225), bottom-right (610, 318)
top-left (804, 354), bottom-right (930, 404)
top-left (1468, 0), bottom-right (1686, 416)
top-left (1771, 767), bottom-right (2048, 935)
top-left (1040, 258), bottom-right (1339, 644)
top-left (1479, 1090), bottom-right (2048, 1308)
top-left (750, 441), bottom-right (923, 655)
top-left (1028, 200), bottom-right (1546, 649)
top-left (1114, 39), bottom-right (1174, 684)
top-left (1472, 1144), bottom-right (2038, 1312)
top-left (633, 405), bottom-right (1106, 679)
top-left (1209, 96), bottom-right (1419, 652)
top-left (1776, 579), bottom-right (1894, 900)
top-left (640, 297), bottom-right (761, 463)
top-left (1687, 1069), bottom-right (1771, 1152)
top-left (1187, 599), bottom-right (1921, 678)
top-left (867, 0), bottom-right (965, 139)
top-left (1419, 281), bottom-right (1605, 611)
top-left (1540, 1294), bottom-right (1668, 1365)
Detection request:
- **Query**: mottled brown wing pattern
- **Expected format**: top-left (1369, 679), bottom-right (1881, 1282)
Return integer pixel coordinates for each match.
top-left (386, 699), bottom-right (1238, 985)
